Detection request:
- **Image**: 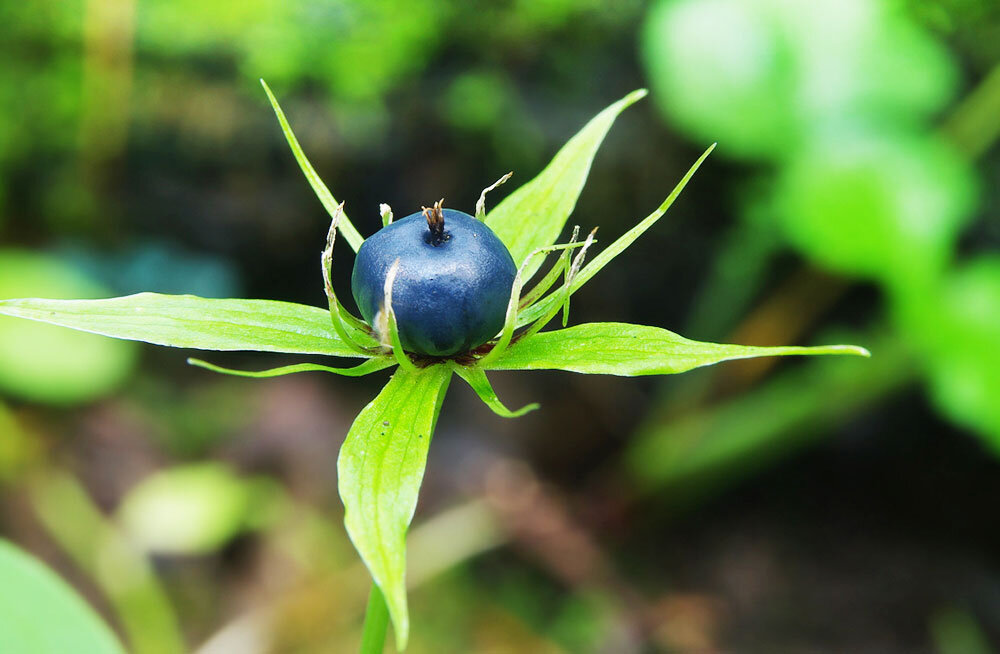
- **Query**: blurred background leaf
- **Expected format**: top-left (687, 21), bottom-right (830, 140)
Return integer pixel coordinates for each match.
top-left (0, 250), bottom-right (137, 405)
top-left (0, 539), bottom-right (125, 654)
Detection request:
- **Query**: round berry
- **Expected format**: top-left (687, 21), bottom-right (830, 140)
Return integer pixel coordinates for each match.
top-left (351, 206), bottom-right (517, 357)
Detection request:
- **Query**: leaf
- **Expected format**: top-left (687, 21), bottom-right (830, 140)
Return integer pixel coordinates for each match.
top-left (0, 539), bottom-right (125, 654)
top-left (452, 364), bottom-right (539, 418)
top-left (117, 463), bottom-right (278, 555)
top-left (486, 89), bottom-right (647, 280)
top-left (338, 364), bottom-right (453, 650)
top-left (517, 144), bottom-right (714, 327)
top-left (261, 79), bottom-right (365, 252)
top-left (483, 322), bottom-right (870, 376)
top-left (187, 357), bottom-right (395, 378)
top-left (29, 471), bottom-right (185, 654)
top-left (0, 293), bottom-right (376, 357)
top-left (625, 332), bottom-right (907, 491)
top-left (0, 249), bottom-right (137, 405)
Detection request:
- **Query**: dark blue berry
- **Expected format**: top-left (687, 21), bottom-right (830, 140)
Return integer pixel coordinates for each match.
top-left (351, 206), bottom-right (517, 357)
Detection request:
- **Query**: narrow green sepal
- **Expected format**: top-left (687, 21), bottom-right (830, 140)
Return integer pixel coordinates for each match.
top-left (322, 203), bottom-right (381, 355)
top-left (475, 172), bottom-right (513, 221)
top-left (478, 240), bottom-right (591, 368)
top-left (187, 357), bottom-right (394, 378)
top-left (261, 79), bottom-right (365, 252)
top-left (453, 364), bottom-right (539, 418)
top-left (383, 259), bottom-right (418, 372)
top-left (516, 143), bottom-right (716, 328)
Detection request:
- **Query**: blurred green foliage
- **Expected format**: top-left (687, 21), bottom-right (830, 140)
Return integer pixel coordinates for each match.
top-left (643, 0), bottom-right (956, 160)
top-left (640, 0), bottom-right (1000, 464)
top-left (117, 462), bottom-right (280, 554)
top-left (0, 250), bottom-right (136, 405)
top-left (0, 539), bottom-right (125, 654)
top-left (772, 132), bottom-right (975, 288)
top-left (901, 256), bottom-right (1000, 451)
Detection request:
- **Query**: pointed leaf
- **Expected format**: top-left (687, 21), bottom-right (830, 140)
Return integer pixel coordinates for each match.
top-left (0, 539), bottom-right (125, 654)
top-left (0, 293), bottom-right (376, 357)
top-left (338, 365), bottom-right (453, 650)
top-left (484, 322), bottom-right (869, 376)
top-left (261, 79), bottom-right (365, 252)
top-left (453, 365), bottom-right (539, 418)
top-left (486, 89), bottom-right (647, 280)
top-left (187, 357), bottom-right (394, 378)
top-left (517, 144), bottom-right (714, 327)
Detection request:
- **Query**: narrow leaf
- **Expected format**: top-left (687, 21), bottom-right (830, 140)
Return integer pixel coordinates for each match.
top-left (338, 364), bottom-right (453, 650)
top-left (475, 171), bottom-right (513, 220)
top-left (0, 539), bottom-right (125, 654)
top-left (517, 143), bottom-right (715, 327)
top-left (0, 294), bottom-right (376, 357)
top-left (187, 357), bottom-right (394, 378)
top-left (486, 89), bottom-right (647, 280)
top-left (484, 322), bottom-right (870, 376)
top-left (261, 79), bottom-right (365, 252)
top-left (453, 365), bottom-right (539, 418)
top-left (384, 258), bottom-right (418, 372)
top-left (322, 201), bottom-right (380, 354)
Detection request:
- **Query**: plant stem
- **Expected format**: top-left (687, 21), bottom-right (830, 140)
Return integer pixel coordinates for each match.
top-left (360, 582), bottom-right (389, 654)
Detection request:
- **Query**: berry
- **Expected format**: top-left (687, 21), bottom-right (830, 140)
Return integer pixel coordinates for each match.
top-left (351, 204), bottom-right (517, 357)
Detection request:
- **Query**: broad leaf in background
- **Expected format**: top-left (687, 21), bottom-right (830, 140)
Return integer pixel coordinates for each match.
top-left (338, 365), bottom-right (453, 650)
top-left (774, 132), bottom-right (976, 289)
top-left (0, 250), bottom-right (136, 405)
top-left (0, 293), bottom-right (375, 357)
top-left (484, 322), bottom-right (868, 375)
top-left (901, 257), bottom-right (1000, 450)
top-left (642, 0), bottom-right (956, 159)
top-left (486, 89), bottom-right (647, 280)
top-left (0, 539), bottom-right (125, 654)
top-left (117, 463), bottom-right (279, 555)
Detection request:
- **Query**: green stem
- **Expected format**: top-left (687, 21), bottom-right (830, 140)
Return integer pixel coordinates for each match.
top-left (360, 583), bottom-right (389, 654)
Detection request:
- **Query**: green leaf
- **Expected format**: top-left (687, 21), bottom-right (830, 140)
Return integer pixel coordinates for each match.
top-left (117, 463), bottom-right (278, 555)
top-left (29, 471), bottom-right (185, 654)
top-left (338, 364), bottom-right (453, 650)
top-left (773, 132), bottom-right (975, 288)
top-left (0, 539), bottom-right (125, 654)
top-left (626, 332), bottom-right (907, 491)
top-left (0, 249), bottom-right (137, 405)
top-left (452, 364), bottom-right (539, 418)
top-left (899, 256), bottom-right (1000, 449)
top-left (486, 89), bottom-right (647, 280)
top-left (187, 357), bottom-right (394, 378)
top-left (261, 79), bottom-right (365, 252)
top-left (517, 144), bottom-right (714, 327)
top-left (484, 322), bottom-right (869, 376)
top-left (0, 293), bottom-right (376, 357)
